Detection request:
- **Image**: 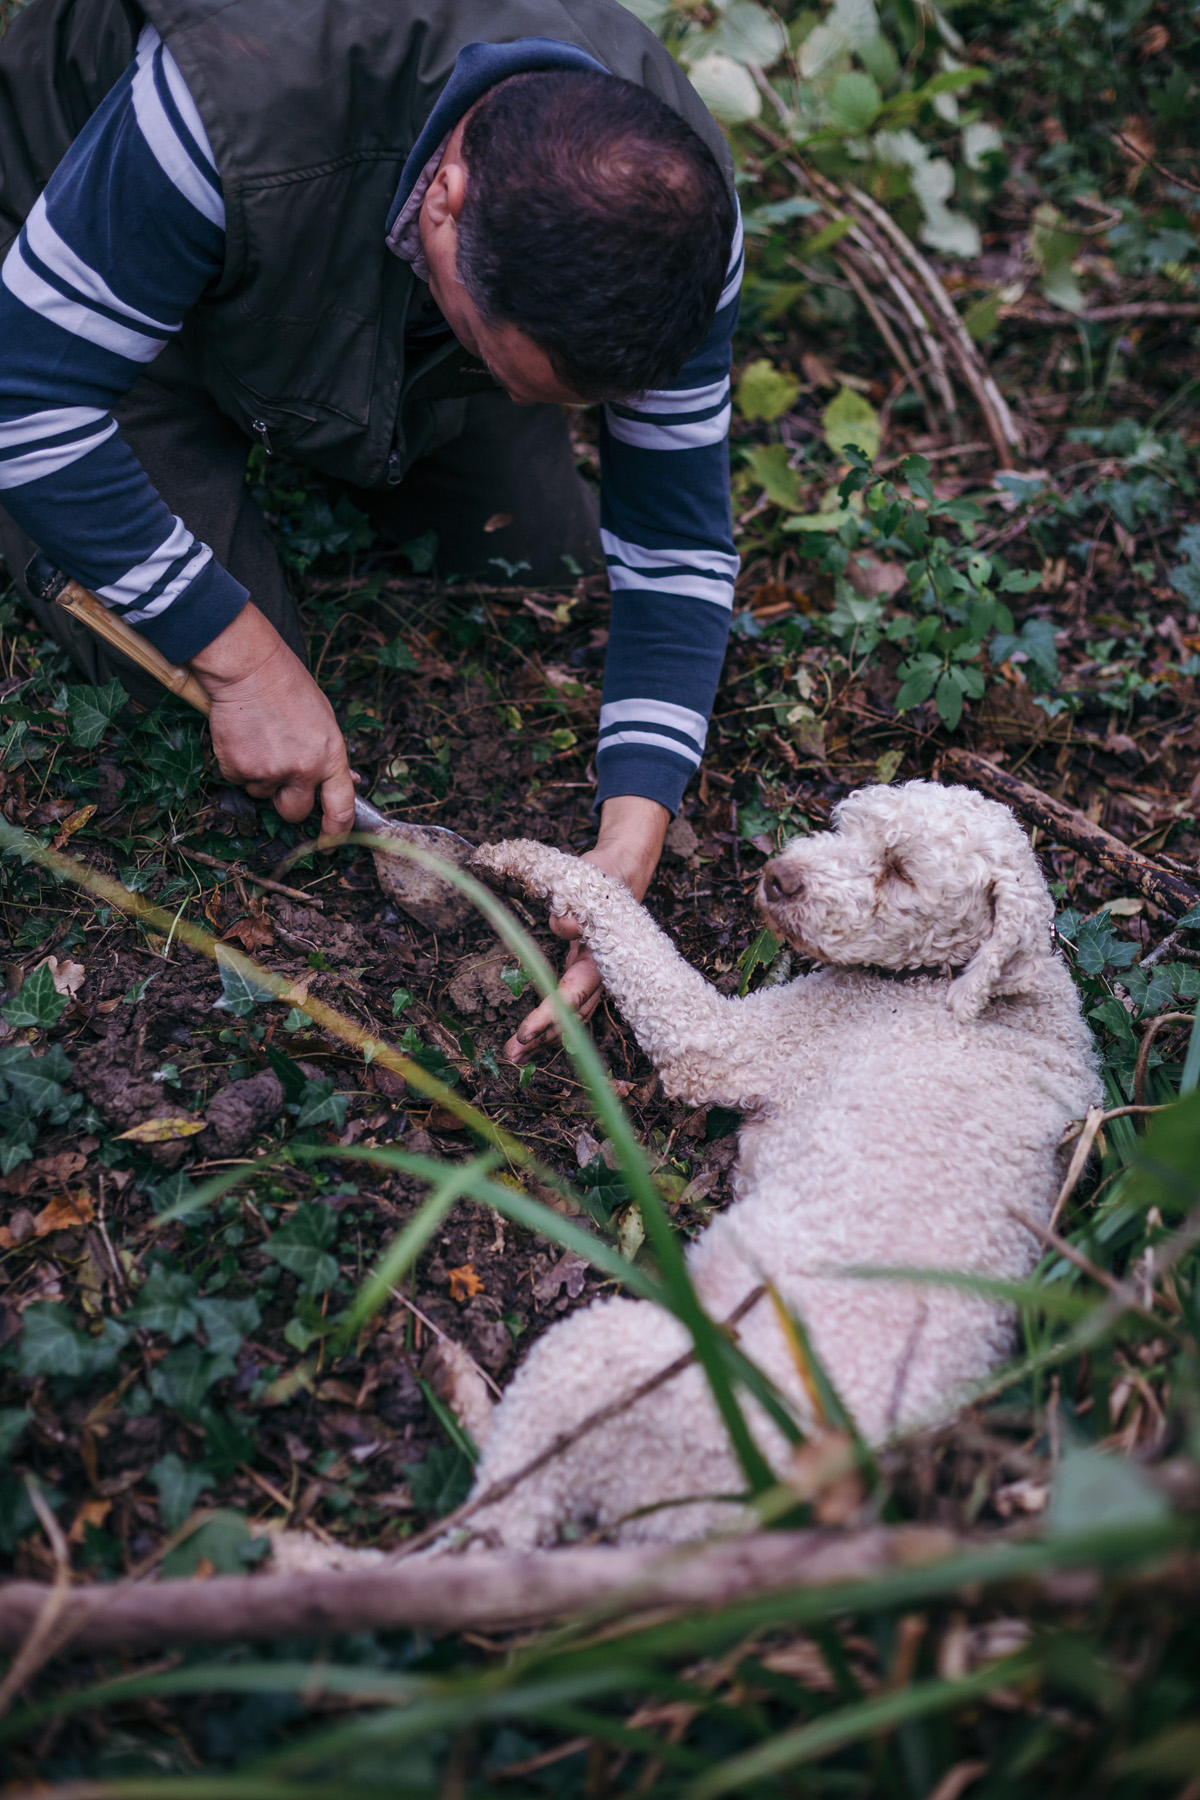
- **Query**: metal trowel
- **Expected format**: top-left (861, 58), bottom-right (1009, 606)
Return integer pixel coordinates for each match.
top-left (26, 554), bottom-right (477, 931)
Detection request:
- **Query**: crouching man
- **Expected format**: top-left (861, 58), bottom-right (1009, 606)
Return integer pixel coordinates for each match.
top-left (0, 0), bottom-right (742, 1052)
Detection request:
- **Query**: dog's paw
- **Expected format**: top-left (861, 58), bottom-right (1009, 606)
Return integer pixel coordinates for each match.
top-left (472, 839), bottom-right (574, 901)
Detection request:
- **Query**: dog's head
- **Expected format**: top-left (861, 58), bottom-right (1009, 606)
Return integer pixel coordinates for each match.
top-left (756, 780), bottom-right (1055, 1020)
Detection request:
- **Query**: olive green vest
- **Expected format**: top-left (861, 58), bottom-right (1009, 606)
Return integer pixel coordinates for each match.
top-left (0, 0), bottom-right (732, 487)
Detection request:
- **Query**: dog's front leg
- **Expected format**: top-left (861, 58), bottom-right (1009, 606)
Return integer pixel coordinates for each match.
top-left (475, 840), bottom-right (770, 1108)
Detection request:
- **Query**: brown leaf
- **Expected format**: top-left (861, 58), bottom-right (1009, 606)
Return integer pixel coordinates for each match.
top-left (449, 1263), bottom-right (484, 1303)
top-left (221, 909), bottom-right (276, 953)
top-left (801, 350), bottom-right (839, 390)
top-left (483, 511), bottom-right (514, 533)
top-left (427, 1106), bottom-right (465, 1132)
top-left (41, 955), bottom-right (86, 997)
top-left (114, 1115), bottom-right (207, 1144)
top-left (0, 1207), bottom-right (36, 1250)
top-left (32, 1189), bottom-right (96, 1236)
top-left (68, 1497), bottom-right (113, 1544)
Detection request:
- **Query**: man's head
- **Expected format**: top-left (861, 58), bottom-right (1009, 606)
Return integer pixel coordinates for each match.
top-left (418, 69), bottom-right (735, 405)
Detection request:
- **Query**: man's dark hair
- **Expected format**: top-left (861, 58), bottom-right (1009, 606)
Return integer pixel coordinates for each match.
top-left (457, 70), bottom-right (735, 400)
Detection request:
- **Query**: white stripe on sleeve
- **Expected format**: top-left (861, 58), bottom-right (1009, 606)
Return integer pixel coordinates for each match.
top-left (0, 404), bottom-right (109, 451)
top-left (0, 419), bottom-right (118, 489)
top-left (603, 398), bottom-right (732, 451)
top-left (96, 517), bottom-right (211, 616)
top-left (596, 727), bottom-right (703, 768)
top-left (601, 529), bottom-right (739, 609)
top-left (599, 696), bottom-right (708, 754)
top-left (2, 249), bottom-right (169, 362)
top-left (717, 205), bottom-right (745, 313)
top-left (23, 196), bottom-right (179, 335)
top-left (132, 27), bottom-right (225, 228)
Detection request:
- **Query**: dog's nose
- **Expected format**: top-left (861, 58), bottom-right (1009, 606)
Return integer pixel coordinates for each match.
top-left (762, 860), bottom-right (803, 902)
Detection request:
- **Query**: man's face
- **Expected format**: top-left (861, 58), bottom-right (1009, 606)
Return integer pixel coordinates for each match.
top-left (418, 117), bottom-right (586, 408)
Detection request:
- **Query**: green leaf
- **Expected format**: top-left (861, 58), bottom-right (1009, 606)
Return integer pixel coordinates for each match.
top-left (1073, 911), bottom-right (1138, 976)
top-left (1, 961), bottom-right (68, 1030)
top-left (403, 1444), bottom-right (473, 1516)
top-left (162, 1510), bottom-right (253, 1578)
top-left (398, 529), bottom-right (438, 573)
top-left (293, 1076), bottom-right (348, 1132)
top-left (193, 1295), bottom-right (260, 1357)
top-left (378, 635), bottom-right (419, 671)
top-left (934, 670), bottom-right (964, 729)
top-left (18, 1304), bottom-right (92, 1380)
top-left (213, 946), bottom-right (276, 1019)
top-left (67, 678), bottom-right (125, 749)
top-left (736, 358), bottom-right (800, 424)
top-left (737, 926), bottom-right (781, 997)
top-left (151, 1452), bottom-right (215, 1533)
top-left (124, 1266), bottom-right (199, 1343)
top-left (390, 986), bottom-right (413, 1016)
top-left (822, 386), bottom-right (881, 462)
top-left (499, 966), bottom-right (528, 1000)
top-left (1126, 1091), bottom-right (1200, 1214)
top-left (743, 443), bottom-right (804, 511)
top-left (150, 1345), bottom-right (237, 1416)
top-left (0, 1409), bottom-right (31, 1461)
top-left (828, 69), bottom-right (881, 131)
top-left (265, 1202), bottom-right (339, 1295)
top-left (1049, 1446), bottom-right (1168, 1537)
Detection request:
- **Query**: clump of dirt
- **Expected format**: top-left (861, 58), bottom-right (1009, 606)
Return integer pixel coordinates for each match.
top-left (195, 1068), bottom-right (285, 1159)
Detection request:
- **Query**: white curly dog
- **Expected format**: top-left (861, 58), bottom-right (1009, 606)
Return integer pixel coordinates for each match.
top-left (454, 781), bottom-right (1099, 1548)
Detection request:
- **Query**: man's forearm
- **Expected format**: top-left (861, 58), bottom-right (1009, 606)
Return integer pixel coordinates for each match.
top-left (592, 794), bottom-right (670, 899)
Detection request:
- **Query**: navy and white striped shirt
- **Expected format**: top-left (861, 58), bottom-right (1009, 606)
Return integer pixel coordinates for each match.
top-left (0, 25), bottom-right (742, 815)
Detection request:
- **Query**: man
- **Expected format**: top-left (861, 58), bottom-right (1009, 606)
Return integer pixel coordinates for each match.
top-left (0, 0), bottom-right (742, 1058)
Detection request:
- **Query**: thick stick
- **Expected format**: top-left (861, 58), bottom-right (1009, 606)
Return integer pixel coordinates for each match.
top-left (0, 1529), bottom-right (962, 1657)
top-left (939, 749), bottom-right (1200, 917)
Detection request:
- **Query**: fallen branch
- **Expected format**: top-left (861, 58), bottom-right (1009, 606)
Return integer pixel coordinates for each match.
top-left (1001, 302), bottom-right (1200, 327)
top-left (938, 750), bottom-right (1200, 917)
top-left (0, 1528), bottom-right (962, 1657)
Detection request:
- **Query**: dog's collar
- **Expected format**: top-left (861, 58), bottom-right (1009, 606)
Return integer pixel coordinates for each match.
top-left (839, 962), bottom-right (956, 984)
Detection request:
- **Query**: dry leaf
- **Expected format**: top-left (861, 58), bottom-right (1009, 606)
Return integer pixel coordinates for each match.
top-left (32, 1190), bottom-right (95, 1236)
top-left (68, 1497), bottom-right (113, 1544)
top-left (51, 804), bottom-right (97, 849)
top-left (41, 955), bottom-right (86, 997)
top-left (448, 1263), bottom-right (484, 1303)
top-left (483, 511), bottom-right (514, 532)
top-left (114, 1115), bottom-right (207, 1144)
top-left (801, 350), bottom-right (838, 390)
top-left (0, 1208), bottom-right (36, 1250)
top-left (222, 901), bottom-right (275, 953)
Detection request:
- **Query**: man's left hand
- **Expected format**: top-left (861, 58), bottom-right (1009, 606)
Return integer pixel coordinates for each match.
top-left (503, 794), bottom-right (669, 1063)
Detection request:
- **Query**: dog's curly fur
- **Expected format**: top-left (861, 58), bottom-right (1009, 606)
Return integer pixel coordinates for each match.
top-left (457, 781), bottom-right (1100, 1548)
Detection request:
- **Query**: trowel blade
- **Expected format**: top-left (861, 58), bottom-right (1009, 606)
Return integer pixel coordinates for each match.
top-left (353, 796), bottom-right (476, 933)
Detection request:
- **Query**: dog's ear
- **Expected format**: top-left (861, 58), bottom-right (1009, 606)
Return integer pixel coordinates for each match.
top-left (947, 862), bottom-right (1054, 1022)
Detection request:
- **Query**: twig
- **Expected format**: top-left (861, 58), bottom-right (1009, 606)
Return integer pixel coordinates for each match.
top-left (1002, 302), bottom-right (1200, 327)
top-left (0, 1523), bottom-right (968, 1656)
top-left (1134, 1012), bottom-right (1196, 1108)
top-left (389, 1286), bottom-right (503, 1399)
top-left (1111, 131), bottom-right (1200, 195)
top-left (0, 1478), bottom-right (72, 1719)
top-left (1007, 1204), bottom-right (1160, 1326)
top-left (170, 839), bottom-right (324, 907)
top-left (391, 1286), bottom-right (768, 1561)
top-left (1049, 1105), bottom-right (1105, 1230)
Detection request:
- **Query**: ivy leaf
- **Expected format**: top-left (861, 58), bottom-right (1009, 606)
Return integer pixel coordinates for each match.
top-left (151, 1452), bottom-right (215, 1533)
top-left (1124, 964), bottom-right (1184, 1018)
top-left (194, 1295), bottom-right (260, 1357)
top-left (18, 1304), bottom-right (123, 1380)
top-left (828, 69), bottom-right (882, 132)
top-left (293, 1076), bottom-right (348, 1132)
top-left (150, 1345), bottom-right (237, 1416)
top-left (124, 1265), bottom-right (199, 1343)
top-left (163, 1510), bottom-right (257, 1578)
top-left (2, 962), bottom-right (68, 1030)
top-left (0, 1409), bottom-right (31, 1461)
top-left (265, 1203), bottom-right (339, 1295)
top-left (1074, 912), bottom-right (1139, 976)
top-left (378, 635), bottom-right (419, 671)
top-left (213, 946), bottom-right (276, 1019)
top-left (743, 443), bottom-right (804, 511)
top-left (67, 678), bottom-right (126, 750)
top-left (499, 966), bottom-right (528, 1000)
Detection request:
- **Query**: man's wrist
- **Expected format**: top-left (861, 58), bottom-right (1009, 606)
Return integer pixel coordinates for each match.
top-left (593, 794), bottom-right (670, 901)
top-left (188, 601), bottom-right (288, 692)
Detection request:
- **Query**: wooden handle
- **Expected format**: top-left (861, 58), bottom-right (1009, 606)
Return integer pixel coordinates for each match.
top-left (53, 580), bottom-right (213, 717)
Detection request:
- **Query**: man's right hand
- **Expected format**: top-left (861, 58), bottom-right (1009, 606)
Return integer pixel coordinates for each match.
top-left (188, 602), bottom-right (356, 839)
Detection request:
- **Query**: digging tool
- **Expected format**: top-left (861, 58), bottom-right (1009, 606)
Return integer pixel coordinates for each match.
top-left (24, 553), bottom-right (476, 932)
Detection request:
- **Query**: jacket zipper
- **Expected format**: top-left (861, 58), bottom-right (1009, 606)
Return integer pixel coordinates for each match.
top-left (251, 418), bottom-right (273, 456)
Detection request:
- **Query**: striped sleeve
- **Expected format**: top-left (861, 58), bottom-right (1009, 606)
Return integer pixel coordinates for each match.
top-left (0, 23), bottom-right (247, 662)
top-left (595, 206), bottom-right (743, 816)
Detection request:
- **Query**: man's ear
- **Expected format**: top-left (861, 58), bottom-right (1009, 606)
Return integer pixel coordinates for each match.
top-left (947, 864), bottom-right (1054, 1022)
top-left (423, 157), bottom-right (467, 228)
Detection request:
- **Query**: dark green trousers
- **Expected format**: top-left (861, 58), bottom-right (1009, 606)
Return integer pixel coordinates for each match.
top-left (0, 360), bottom-right (601, 706)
